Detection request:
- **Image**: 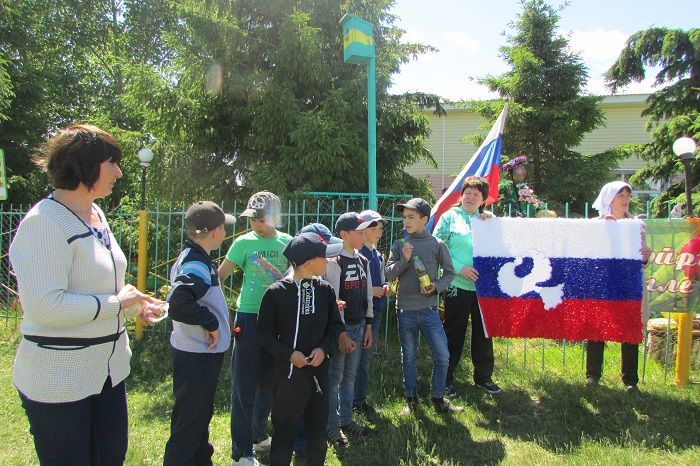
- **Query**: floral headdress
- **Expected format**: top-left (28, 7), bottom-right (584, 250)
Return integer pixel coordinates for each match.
top-left (503, 156), bottom-right (528, 171)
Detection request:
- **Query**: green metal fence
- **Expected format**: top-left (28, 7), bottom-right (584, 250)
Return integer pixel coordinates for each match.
top-left (1, 194), bottom-right (696, 385)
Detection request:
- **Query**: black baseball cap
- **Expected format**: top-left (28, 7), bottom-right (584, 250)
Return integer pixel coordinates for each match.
top-left (396, 198), bottom-right (431, 218)
top-left (334, 212), bottom-right (378, 235)
top-left (185, 201), bottom-right (236, 235)
top-left (284, 232), bottom-right (344, 267)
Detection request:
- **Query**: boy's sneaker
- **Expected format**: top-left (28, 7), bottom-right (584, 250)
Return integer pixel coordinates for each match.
top-left (399, 396), bottom-right (418, 416)
top-left (585, 377), bottom-right (599, 388)
top-left (341, 420), bottom-right (371, 438)
top-left (233, 457), bottom-right (262, 466)
top-left (353, 400), bottom-right (376, 414)
top-left (432, 397), bottom-right (464, 413)
top-left (475, 380), bottom-right (501, 395)
top-left (625, 385), bottom-right (640, 395)
top-left (444, 384), bottom-right (458, 398)
top-left (327, 428), bottom-right (349, 449)
top-left (253, 437), bottom-right (272, 453)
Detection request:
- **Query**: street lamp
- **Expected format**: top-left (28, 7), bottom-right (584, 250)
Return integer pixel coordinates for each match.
top-left (135, 145), bottom-right (154, 339)
top-left (137, 147), bottom-right (154, 210)
top-left (671, 136), bottom-right (697, 387)
top-left (672, 136), bottom-right (697, 217)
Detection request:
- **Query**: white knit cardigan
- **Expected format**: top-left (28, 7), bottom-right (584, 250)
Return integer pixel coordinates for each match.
top-left (9, 197), bottom-right (132, 403)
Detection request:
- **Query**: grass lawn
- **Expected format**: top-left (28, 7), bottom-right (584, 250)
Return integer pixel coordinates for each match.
top-left (1, 321), bottom-right (699, 466)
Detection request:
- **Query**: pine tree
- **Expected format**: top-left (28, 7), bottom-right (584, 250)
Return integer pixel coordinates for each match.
top-left (606, 27), bottom-right (700, 217)
top-left (467, 0), bottom-right (621, 213)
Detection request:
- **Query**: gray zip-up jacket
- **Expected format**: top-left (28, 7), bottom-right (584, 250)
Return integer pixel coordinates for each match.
top-left (385, 230), bottom-right (455, 311)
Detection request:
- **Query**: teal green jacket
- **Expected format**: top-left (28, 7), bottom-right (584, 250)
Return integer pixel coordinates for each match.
top-left (433, 207), bottom-right (480, 291)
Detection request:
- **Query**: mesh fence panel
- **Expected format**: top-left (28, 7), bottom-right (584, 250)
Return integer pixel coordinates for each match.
top-left (1, 195), bottom-right (697, 382)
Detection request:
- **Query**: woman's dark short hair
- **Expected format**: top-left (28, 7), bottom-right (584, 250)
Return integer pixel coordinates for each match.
top-left (617, 186), bottom-right (632, 195)
top-left (459, 176), bottom-right (490, 212)
top-left (39, 124), bottom-right (122, 190)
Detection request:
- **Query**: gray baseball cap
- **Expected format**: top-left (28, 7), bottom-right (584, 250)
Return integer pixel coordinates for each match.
top-left (358, 209), bottom-right (386, 225)
top-left (239, 191), bottom-right (282, 222)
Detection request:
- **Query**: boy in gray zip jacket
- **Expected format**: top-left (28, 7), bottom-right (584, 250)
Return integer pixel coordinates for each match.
top-left (385, 198), bottom-right (463, 414)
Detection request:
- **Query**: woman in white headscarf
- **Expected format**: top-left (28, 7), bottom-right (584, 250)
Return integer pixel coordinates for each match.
top-left (586, 181), bottom-right (652, 394)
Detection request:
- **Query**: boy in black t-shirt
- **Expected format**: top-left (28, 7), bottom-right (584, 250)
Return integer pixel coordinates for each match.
top-left (324, 212), bottom-right (377, 448)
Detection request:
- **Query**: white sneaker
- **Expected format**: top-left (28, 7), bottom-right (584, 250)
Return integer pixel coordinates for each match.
top-left (254, 436), bottom-right (272, 453)
top-left (233, 457), bottom-right (263, 466)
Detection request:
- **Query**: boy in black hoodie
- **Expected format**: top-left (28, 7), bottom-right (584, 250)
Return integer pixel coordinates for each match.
top-left (257, 232), bottom-right (347, 466)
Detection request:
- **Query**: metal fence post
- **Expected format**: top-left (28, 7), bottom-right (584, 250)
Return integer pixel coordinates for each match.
top-left (135, 209), bottom-right (148, 339)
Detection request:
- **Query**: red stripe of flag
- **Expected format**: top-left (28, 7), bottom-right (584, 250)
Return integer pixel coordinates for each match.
top-left (478, 297), bottom-right (643, 344)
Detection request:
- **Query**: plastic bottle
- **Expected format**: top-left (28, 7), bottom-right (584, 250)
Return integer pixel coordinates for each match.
top-left (413, 255), bottom-right (432, 290)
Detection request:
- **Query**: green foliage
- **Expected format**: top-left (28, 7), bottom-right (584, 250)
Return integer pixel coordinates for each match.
top-left (464, 0), bottom-right (616, 214)
top-left (0, 52), bottom-right (13, 121)
top-left (606, 27), bottom-right (700, 217)
top-left (0, 0), bottom-right (440, 207)
top-left (118, 0), bottom-right (439, 203)
top-left (0, 0), bottom-right (174, 205)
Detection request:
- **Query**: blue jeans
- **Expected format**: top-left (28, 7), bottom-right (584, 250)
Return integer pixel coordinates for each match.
top-left (397, 306), bottom-right (450, 398)
top-left (354, 305), bottom-right (383, 404)
top-left (19, 378), bottom-right (127, 466)
top-left (231, 312), bottom-right (274, 460)
top-left (327, 321), bottom-right (365, 429)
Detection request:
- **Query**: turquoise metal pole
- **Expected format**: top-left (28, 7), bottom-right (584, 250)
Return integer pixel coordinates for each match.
top-left (368, 56), bottom-right (377, 210)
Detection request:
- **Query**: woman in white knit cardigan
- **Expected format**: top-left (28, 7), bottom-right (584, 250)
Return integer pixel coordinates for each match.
top-left (9, 125), bottom-right (160, 465)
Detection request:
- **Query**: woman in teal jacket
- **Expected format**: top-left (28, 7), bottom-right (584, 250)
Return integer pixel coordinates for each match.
top-left (433, 176), bottom-right (501, 396)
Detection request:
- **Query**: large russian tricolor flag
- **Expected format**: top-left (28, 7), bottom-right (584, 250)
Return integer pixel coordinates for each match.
top-left (426, 104), bottom-right (508, 233)
top-left (472, 218), bottom-right (645, 344)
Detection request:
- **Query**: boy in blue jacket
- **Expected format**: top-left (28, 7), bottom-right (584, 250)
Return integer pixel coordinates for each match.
top-left (164, 201), bottom-right (235, 466)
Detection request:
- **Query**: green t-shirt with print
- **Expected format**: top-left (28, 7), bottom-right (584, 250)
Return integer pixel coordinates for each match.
top-left (225, 230), bottom-right (292, 313)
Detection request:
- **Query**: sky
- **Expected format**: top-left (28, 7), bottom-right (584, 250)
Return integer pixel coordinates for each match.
top-left (388, 0), bottom-right (697, 100)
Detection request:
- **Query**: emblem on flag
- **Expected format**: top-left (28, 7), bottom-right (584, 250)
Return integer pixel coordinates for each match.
top-left (472, 218), bottom-right (645, 344)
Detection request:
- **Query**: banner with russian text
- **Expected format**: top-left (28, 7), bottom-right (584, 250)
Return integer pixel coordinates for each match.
top-left (472, 218), bottom-right (644, 343)
top-left (643, 218), bottom-right (700, 315)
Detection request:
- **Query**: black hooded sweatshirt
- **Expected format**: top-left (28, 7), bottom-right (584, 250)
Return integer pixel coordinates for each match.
top-left (257, 276), bottom-right (346, 378)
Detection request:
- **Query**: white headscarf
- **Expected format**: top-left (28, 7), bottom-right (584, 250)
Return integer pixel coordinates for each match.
top-left (592, 181), bottom-right (632, 216)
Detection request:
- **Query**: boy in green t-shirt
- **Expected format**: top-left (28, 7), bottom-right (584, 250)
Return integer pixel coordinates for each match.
top-left (219, 191), bottom-right (292, 466)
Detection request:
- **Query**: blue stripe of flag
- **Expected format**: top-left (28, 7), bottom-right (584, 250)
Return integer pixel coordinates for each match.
top-left (473, 256), bottom-right (643, 301)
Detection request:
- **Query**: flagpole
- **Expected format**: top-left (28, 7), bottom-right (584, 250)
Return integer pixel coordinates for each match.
top-left (368, 56), bottom-right (377, 210)
top-left (340, 14), bottom-right (377, 210)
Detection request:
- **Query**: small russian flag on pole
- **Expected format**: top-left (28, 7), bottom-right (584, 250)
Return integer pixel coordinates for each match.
top-left (427, 103), bottom-right (508, 233)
